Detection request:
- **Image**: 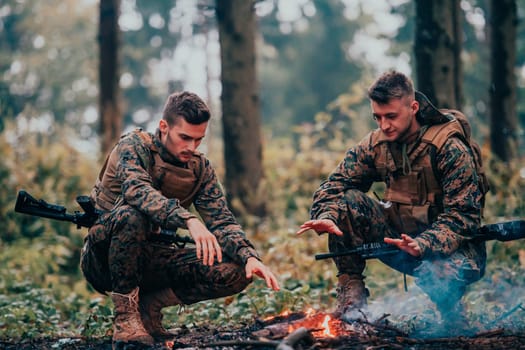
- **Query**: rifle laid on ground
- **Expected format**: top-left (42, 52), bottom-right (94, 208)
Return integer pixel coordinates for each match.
top-left (314, 220), bottom-right (525, 261)
top-left (14, 190), bottom-right (194, 246)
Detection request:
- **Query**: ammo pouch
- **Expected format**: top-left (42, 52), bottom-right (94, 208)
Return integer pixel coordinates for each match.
top-left (381, 163), bottom-right (440, 234)
top-left (382, 200), bottom-right (439, 235)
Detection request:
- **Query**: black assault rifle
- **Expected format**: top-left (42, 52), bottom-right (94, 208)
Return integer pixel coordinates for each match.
top-left (315, 220), bottom-right (525, 261)
top-left (14, 190), bottom-right (194, 246)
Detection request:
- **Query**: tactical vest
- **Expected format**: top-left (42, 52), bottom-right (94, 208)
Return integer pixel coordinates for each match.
top-left (90, 129), bottom-right (205, 212)
top-left (372, 111), bottom-right (488, 234)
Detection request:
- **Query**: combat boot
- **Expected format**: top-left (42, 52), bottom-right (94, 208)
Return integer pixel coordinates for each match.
top-left (111, 287), bottom-right (154, 348)
top-left (140, 288), bottom-right (181, 338)
top-left (334, 274), bottom-right (369, 319)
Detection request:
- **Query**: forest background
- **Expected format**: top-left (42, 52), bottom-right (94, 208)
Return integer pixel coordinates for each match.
top-left (0, 0), bottom-right (524, 342)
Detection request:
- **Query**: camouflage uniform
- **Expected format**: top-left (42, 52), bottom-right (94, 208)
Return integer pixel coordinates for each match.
top-left (80, 129), bottom-right (260, 304)
top-left (310, 94), bottom-right (486, 314)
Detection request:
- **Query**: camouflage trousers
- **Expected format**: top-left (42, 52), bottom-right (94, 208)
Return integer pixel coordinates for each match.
top-left (329, 190), bottom-right (486, 310)
top-left (80, 205), bottom-right (251, 304)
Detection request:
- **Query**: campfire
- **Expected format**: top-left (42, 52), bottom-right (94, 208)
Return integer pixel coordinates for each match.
top-left (163, 307), bottom-right (525, 349)
top-left (240, 307), bottom-right (408, 349)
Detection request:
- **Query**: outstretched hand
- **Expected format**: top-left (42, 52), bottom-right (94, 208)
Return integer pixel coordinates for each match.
top-left (296, 219), bottom-right (343, 236)
top-left (187, 218), bottom-right (223, 266)
top-left (245, 257), bottom-right (280, 291)
top-left (384, 234), bottom-right (422, 257)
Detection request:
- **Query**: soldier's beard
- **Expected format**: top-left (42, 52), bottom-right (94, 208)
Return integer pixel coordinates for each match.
top-left (164, 133), bottom-right (191, 163)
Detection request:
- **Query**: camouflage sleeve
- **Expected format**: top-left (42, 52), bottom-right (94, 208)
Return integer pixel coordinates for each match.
top-left (310, 133), bottom-right (377, 223)
top-left (193, 159), bottom-right (260, 265)
top-left (415, 136), bottom-right (482, 257)
top-left (116, 134), bottom-right (198, 229)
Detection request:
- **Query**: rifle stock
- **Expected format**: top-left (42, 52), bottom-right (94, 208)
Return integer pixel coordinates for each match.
top-left (14, 190), bottom-right (194, 245)
top-left (315, 220), bottom-right (525, 261)
top-left (15, 190), bottom-right (97, 228)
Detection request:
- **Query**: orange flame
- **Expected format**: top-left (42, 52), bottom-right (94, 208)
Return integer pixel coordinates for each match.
top-left (265, 309), bottom-right (343, 339)
top-left (321, 315), bottom-right (335, 337)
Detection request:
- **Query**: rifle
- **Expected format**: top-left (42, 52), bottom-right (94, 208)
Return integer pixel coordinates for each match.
top-left (14, 190), bottom-right (194, 246)
top-left (314, 220), bottom-right (525, 261)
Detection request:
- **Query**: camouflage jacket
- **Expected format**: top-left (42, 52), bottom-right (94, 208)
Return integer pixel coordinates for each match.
top-left (95, 129), bottom-right (260, 265)
top-left (311, 113), bottom-right (483, 259)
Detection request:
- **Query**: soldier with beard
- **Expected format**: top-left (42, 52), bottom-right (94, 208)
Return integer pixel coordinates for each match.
top-left (81, 91), bottom-right (280, 348)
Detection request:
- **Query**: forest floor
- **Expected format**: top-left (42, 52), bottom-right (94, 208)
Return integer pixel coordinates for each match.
top-left (2, 311), bottom-right (525, 350)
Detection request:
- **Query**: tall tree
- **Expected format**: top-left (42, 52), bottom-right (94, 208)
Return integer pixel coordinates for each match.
top-left (489, 0), bottom-right (518, 161)
top-left (99, 0), bottom-right (122, 155)
top-left (414, 0), bottom-right (462, 108)
top-left (216, 0), bottom-right (265, 218)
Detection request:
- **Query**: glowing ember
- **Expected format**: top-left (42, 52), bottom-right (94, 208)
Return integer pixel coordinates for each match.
top-left (282, 312), bottom-right (343, 338)
top-left (264, 309), bottom-right (292, 321)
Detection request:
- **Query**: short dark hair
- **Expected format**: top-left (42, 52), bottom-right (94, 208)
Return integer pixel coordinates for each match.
top-left (162, 91), bottom-right (210, 125)
top-left (367, 71), bottom-right (415, 104)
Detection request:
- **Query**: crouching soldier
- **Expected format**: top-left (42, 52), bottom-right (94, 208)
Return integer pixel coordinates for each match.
top-left (297, 71), bottom-right (488, 333)
top-left (81, 91), bottom-right (280, 348)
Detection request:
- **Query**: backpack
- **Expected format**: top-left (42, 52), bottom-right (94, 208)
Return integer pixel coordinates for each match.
top-left (425, 109), bottom-right (490, 210)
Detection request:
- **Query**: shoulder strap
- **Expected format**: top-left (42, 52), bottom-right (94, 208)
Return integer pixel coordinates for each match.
top-left (97, 128), bottom-right (151, 180)
top-left (422, 119), bottom-right (466, 151)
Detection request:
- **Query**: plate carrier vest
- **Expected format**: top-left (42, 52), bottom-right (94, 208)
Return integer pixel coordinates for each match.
top-left (90, 129), bottom-right (205, 212)
top-left (371, 109), bottom-right (489, 234)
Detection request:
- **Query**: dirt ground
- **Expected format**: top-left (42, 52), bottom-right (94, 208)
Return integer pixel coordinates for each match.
top-left (2, 312), bottom-right (525, 349)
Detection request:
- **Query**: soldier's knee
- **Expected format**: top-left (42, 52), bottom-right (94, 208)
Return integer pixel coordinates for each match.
top-left (112, 205), bottom-right (149, 232)
top-left (213, 263), bottom-right (251, 294)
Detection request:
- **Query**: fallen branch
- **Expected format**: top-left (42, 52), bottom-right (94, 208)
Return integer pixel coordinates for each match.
top-left (487, 303), bottom-right (524, 328)
top-left (202, 339), bottom-right (279, 348)
top-left (204, 326), bottom-right (312, 349)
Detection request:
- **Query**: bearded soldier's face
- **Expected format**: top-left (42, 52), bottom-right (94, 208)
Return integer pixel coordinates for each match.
top-left (371, 96), bottom-right (420, 143)
top-left (159, 118), bottom-right (208, 162)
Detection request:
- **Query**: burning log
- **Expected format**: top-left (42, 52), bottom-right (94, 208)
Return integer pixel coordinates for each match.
top-left (255, 309), bottom-right (407, 339)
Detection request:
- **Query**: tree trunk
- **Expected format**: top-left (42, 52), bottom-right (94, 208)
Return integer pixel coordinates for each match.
top-left (98, 0), bottom-right (121, 156)
top-left (489, 0), bottom-right (517, 162)
top-left (414, 0), bottom-right (462, 109)
top-left (216, 0), bottom-right (266, 218)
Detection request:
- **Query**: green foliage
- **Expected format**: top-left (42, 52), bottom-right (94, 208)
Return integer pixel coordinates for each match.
top-left (0, 239), bottom-right (114, 340)
top-left (0, 123), bottom-right (106, 339)
top-left (0, 122), bottom-right (97, 242)
top-left (483, 156), bottom-right (525, 220)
